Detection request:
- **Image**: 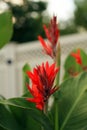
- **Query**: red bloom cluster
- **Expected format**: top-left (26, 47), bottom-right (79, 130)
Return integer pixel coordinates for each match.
top-left (26, 62), bottom-right (60, 110)
top-left (71, 49), bottom-right (82, 65)
top-left (38, 16), bottom-right (59, 58)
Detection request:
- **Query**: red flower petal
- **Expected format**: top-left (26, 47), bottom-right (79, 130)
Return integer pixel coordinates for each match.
top-left (43, 24), bottom-right (52, 43)
top-left (38, 35), bottom-right (52, 56)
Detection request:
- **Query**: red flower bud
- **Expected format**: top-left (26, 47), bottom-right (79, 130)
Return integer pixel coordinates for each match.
top-left (71, 49), bottom-right (82, 65)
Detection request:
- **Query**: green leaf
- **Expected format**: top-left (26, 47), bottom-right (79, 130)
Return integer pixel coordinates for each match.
top-left (0, 98), bottom-right (53, 130)
top-left (9, 105), bottom-right (41, 130)
top-left (22, 63), bottom-right (31, 94)
top-left (0, 126), bottom-right (6, 130)
top-left (58, 72), bottom-right (87, 130)
top-left (0, 10), bottom-right (13, 48)
top-left (63, 49), bottom-right (87, 80)
top-left (0, 103), bottom-right (23, 130)
top-left (0, 95), bottom-right (5, 100)
top-left (0, 96), bottom-right (8, 130)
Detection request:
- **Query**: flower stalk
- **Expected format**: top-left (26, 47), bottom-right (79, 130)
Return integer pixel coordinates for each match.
top-left (54, 43), bottom-right (61, 130)
top-left (55, 102), bottom-right (59, 130)
top-left (55, 42), bottom-right (61, 86)
top-left (38, 15), bottom-right (60, 130)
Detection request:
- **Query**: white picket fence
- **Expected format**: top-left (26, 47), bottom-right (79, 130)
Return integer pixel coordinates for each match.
top-left (0, 32), bottom-right (87, 98)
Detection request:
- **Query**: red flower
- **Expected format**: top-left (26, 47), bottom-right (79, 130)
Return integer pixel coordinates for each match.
top-left (26, 61), bottom-right (60, 110)
top-left (71, 49), bottom-right (82, 65)
top-left (38, 16), bottom-right (59, 58)
top-left (26, 83), bottom-right (44, 110)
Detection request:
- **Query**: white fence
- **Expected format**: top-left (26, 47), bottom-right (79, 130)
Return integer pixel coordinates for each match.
top-left (0, 32), bottom-right (87, 98)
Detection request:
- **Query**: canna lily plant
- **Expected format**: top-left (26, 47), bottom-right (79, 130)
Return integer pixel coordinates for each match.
top-left (0, 14), bottom-right (87, 130)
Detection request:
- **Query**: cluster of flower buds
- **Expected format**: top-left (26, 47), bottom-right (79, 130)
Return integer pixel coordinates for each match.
top-left (38, 16), bottom-right (60, 59)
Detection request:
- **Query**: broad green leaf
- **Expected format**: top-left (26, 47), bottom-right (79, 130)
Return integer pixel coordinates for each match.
top-left (0, 96), bottom-right (8, 130)
top-left (58, 72), bottom-right (87, 130)
top-left (0, 126), bottom-right (6, 130)
top-left (9, 105), bottom-right (41, 130)
top-left (0, 103), bottom-right (23, 130)
top-left (0, 10), bottom-right (13, 48)
top-left (22, 63), bottom-right (31, 94)
top-left (0, 96), bottom-right (41, 130)
top-left (63, 49), bottom-right (87, 80)
top-left (0, 98), bottom-right (53, 130)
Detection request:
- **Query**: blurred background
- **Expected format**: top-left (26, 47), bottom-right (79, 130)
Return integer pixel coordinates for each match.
top-left (1, 0), bottom-right (87, 43)
top-left (0, 0), bottom-right (87, 98)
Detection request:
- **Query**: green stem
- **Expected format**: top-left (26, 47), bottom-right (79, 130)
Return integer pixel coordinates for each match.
top-left (55, 100), bottom-right (59, 130)
top-left (41, 126), bottom-right (44, 130)
top-left (44, 101), bottom-right (48, 115)
top-left (54, 42), bottom-right (61, 86)
top-left (42, 101), bottom-right (48, 130)
top-left (54, 42), bottom-right (61, 130)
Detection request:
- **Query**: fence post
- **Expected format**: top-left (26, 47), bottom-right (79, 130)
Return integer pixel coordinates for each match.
top-left (4, 43), bottom-right (16, 98)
